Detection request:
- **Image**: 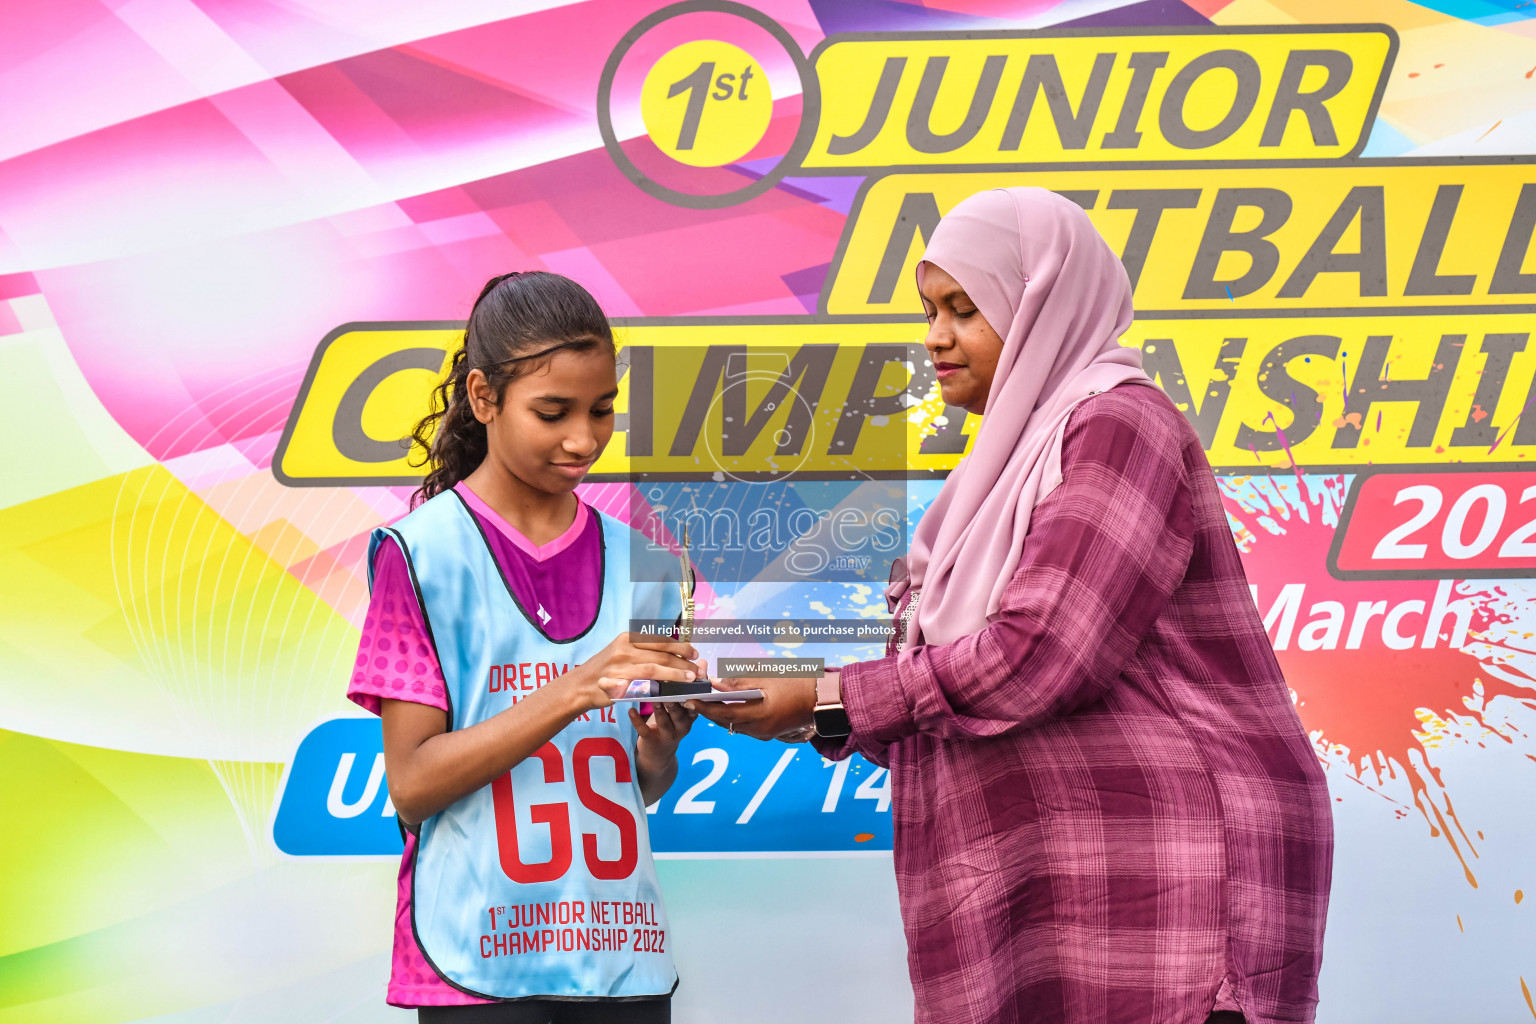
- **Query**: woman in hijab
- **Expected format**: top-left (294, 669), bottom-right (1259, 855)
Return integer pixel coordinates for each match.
top-left (695, 187), bottom-right (1333, 1024)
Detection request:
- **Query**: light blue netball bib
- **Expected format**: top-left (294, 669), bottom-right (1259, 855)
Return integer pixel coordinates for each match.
top-left (370, 491), bottom-right (680, 1000)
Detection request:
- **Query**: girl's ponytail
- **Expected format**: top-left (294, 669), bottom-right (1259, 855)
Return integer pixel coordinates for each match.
top-left (411, 344), bottom-right (484, 505)
top-left (407, 271), bottom-right (614, 508)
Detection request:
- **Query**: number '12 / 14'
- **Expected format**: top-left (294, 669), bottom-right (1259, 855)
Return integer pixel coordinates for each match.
top-left (667, 61), bottom-right (757, 150)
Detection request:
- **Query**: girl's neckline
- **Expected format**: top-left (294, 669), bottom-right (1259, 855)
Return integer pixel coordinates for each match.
top-left (453, 482), bottom-right (588, 563)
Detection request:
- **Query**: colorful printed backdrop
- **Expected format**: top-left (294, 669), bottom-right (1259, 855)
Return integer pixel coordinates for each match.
top-left (5, 0), bottom-right (1536, 1021)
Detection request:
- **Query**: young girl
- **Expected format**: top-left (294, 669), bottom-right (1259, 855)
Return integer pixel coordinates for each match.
top-left (347, 271), bottom-right (702, 1023)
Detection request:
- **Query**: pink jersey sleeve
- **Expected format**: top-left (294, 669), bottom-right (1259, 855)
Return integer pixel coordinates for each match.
top-left (347, 535), bottom-right (449, 716)
top-left (348, 537), bottom-right (489, 1006)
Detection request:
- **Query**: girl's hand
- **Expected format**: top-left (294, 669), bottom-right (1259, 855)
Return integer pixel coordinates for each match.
top-left (631, 701), bottom-right (698, 760)
top-left (632, 695), bottom-right (701, 806)
top-left (557, 633), bottom-right (703, 715)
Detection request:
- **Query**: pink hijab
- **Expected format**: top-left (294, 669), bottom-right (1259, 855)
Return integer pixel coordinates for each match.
top-left (891, 187), bottom-right (1155, 648)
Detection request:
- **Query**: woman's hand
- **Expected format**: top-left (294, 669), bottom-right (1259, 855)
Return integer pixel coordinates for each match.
top-left (632, 700), bottom-right (700, 805)
top-left (688, 676), bottom-right (816, 740)
top-left (555, 632), bottom-right (702, 714)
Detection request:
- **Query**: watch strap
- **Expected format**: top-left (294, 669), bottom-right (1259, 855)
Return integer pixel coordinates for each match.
top-left (812, 669), bottom-right (850, 738)
top-left (814, 670), bottom-right (841, 708)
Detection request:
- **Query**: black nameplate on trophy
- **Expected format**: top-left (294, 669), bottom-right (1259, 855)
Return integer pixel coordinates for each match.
top-left (657, 680), bottom-right (714, 696)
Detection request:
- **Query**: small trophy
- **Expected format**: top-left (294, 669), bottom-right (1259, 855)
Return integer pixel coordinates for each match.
top-left (660, 527), bottom-right (709, 697)
top-left (677, 526), bottom-right (695, 645)
top-left (614, 525), bottom-right (764, 708)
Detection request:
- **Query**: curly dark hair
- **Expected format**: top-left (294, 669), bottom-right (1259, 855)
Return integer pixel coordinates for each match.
top-left (410, 271), bottom-right (615, 507)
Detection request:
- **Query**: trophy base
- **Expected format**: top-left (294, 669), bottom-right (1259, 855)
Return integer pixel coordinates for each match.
top-left (656, 680), bottom-right (713, 697)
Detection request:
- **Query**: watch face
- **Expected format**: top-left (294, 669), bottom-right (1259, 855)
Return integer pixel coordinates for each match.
top-left (813, 705), bottom-right (852, 738)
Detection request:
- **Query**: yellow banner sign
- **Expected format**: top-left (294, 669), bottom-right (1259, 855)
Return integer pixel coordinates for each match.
top-left (274, 322), bottom-right (461, 486)
top-left (803, 27), bottom-right (1394, 170)
top-left (1130, 313), bottom-right (1536, 470)
top-left (273, 314), bottom-right (1536, 486)
top-left (823, 162), bottom-right (1536, 315)
top-left (275, 321), bottom-right (942, 486)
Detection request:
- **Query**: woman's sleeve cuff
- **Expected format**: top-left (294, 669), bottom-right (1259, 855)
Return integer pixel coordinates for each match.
top-left (840, 655), bottom-right (920, 748)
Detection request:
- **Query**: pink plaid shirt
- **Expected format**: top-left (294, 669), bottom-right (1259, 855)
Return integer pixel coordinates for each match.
top-left (818, 386), bottom-right (1333, 1024)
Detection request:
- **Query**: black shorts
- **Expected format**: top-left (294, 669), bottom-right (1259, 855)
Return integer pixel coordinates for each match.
top-left (417, 998), bottom-right (670, 1024)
